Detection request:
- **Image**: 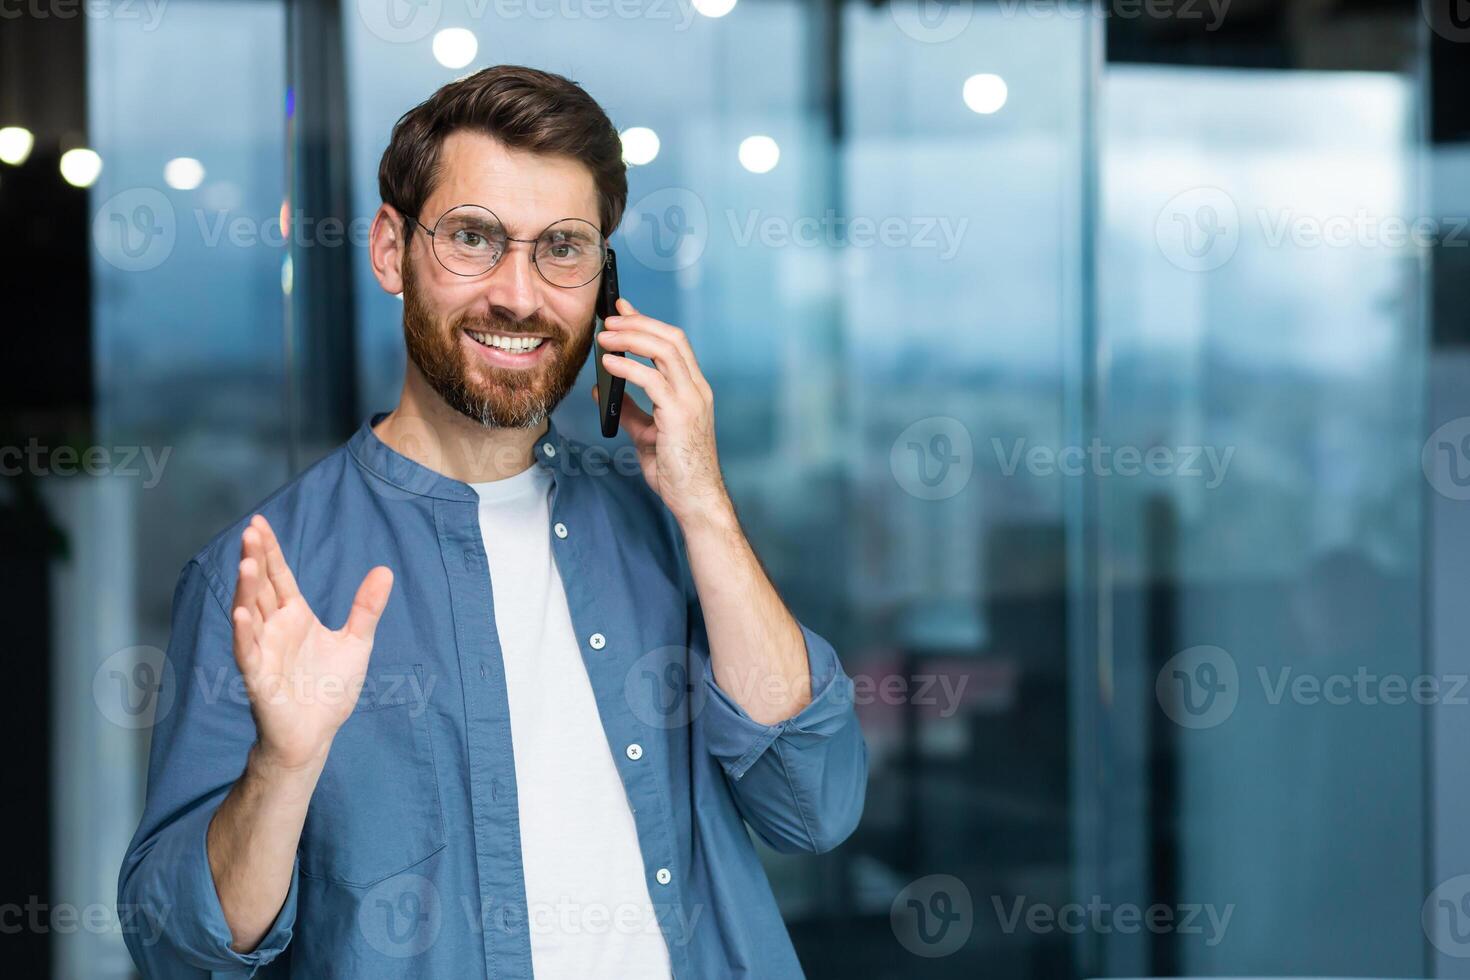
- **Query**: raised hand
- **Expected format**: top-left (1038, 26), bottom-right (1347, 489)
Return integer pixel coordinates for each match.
top-left (230, 514), bottom-right (394, 773)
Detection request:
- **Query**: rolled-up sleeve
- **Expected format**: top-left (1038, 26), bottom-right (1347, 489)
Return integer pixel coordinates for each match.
top-left (117, 559), bottom-right (299, 976)
top-left (693, 600), bottom-right (869, 855)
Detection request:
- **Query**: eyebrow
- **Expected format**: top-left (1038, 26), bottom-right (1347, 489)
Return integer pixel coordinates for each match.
top-left (541, 226), bottom-right (598, 241)
top-left (436, 205), bottom-right (600, 237)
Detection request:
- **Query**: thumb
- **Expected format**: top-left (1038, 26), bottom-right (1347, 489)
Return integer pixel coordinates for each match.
top-left (344, 565), bottom-right (394, 643)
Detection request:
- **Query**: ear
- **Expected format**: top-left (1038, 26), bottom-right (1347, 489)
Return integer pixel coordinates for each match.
top-left (369, 203), bottom-right (409, 296)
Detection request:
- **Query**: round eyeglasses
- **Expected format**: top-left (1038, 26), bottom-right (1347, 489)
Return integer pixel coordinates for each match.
top-left (406, 204), bottom-right (608, 288)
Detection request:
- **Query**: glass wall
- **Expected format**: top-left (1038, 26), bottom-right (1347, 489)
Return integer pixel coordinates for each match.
top-left (1095, 63), bottom-right (1427, 975)
top-left (839, 5), bottom-right (1092, 976)
top-left (74, 2), bottom-right (290, 977)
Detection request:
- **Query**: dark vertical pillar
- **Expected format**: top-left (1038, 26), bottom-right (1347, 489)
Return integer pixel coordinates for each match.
top-left (285, 0), bottom-right (360, 471)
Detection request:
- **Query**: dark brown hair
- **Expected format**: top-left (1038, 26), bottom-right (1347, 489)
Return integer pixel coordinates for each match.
top-left (378, 65), bottom-right (627, 236)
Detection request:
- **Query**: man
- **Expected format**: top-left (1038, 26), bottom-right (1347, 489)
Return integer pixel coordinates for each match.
top-left (117, 65), bottom-right (868, 978)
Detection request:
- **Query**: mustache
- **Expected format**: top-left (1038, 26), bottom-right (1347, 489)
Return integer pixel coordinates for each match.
top-left (451, 310), bottom-right (564, 339)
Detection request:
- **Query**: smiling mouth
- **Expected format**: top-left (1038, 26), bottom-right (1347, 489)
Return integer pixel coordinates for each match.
top-left (464, 329), bottom-right (549, 354)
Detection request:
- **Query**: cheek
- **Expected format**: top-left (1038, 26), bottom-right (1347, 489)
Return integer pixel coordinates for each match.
top-left (413, 259), bottom-right (479, 313)
top-left (423, 289), bottom-right (479, 331)
top-left (550, 292), bottom-right (598, 337)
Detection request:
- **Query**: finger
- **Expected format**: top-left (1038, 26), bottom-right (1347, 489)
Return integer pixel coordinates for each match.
top-left (600, 313), bottom-right (697, 381)
top-left (599, 351), bottom-right (676, 410)
top-left (232, 559), bottom-right (265, 672)
top-left (232, 529), bottom-right (256, 612)
top-left (596, 328), bottom-right (698, 398)
top-left (241, 524), bottom-right (279, 618)
top-left (230, 605), bottom-right (256, 661)
top-left (605, 306), bottom-right (711, 401)
top-left (590, 381), bottom-right (656, 449)
top-left (343, 566), bottom-right (394, 644)
top-left (234, 545), bottom-right (260, 620)
top-left (616, 391), bottom-right (658, 448)
top-left (252, 515), bottom-right (302, 603)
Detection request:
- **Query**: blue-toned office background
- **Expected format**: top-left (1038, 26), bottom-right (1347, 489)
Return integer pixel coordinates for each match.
top-left (5, 0), bottom-right (1470, 976)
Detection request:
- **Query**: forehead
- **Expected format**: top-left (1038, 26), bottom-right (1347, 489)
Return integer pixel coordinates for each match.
top-left (423, 129), bottom-right (601, 233)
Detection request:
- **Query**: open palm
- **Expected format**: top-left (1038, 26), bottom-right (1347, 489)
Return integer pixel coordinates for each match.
top-left (230, 515), bottom-right (394, 772)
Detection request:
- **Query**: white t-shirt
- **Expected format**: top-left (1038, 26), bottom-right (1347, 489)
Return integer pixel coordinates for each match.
top-left (471, 464), bottom-right (673, 979)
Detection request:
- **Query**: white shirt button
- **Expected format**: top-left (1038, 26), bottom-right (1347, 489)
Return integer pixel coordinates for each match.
top-left (655, 868), bottom-right (672, 885)
top-left (553, 522), bottom-right (568, 539)
top-left (589, 632), bottom-right (606, 650)
top-left (626, 743), bottom-right (643, 761)
top-left (542, 442), bottom-right (556, 457)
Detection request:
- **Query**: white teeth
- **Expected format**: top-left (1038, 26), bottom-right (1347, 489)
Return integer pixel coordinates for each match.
top-left (468, 331), bottom-right (545, 353)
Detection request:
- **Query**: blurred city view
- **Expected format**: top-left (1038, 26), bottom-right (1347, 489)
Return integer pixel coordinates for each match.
top-left (5, 0), bottom-right (1470, 977)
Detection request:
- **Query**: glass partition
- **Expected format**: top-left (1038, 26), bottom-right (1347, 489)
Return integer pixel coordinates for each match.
top-left (1094, 62), bottom-right (1428, 976)
top-left (79, 2), bottom-right (290, 978)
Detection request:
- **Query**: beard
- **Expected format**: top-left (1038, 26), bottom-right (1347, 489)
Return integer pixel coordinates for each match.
top-left (400, 248), bottom-right (593, 429)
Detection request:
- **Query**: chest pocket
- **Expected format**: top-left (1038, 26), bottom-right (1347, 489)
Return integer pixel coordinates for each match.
top-left (299, 664), bottom-right (446, 887)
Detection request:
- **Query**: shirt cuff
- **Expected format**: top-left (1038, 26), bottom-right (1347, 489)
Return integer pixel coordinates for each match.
top-left (700, 622), bottom-right (855, 780)
top-left (136, 797), bottom-right (299, 973)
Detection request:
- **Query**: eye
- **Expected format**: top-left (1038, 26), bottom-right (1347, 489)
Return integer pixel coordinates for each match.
top-left (541, 233), bottom-right (593, 262)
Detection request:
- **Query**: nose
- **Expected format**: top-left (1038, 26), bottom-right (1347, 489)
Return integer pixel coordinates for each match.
top-left (479, 240), bottom-right (543, 325)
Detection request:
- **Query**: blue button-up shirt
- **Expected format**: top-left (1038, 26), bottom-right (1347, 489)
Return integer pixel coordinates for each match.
top-left (118, 413), bottom-right (868, 978)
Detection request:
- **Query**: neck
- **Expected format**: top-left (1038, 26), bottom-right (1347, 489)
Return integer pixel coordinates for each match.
top-left (373, 365), bottom-right (549, 484)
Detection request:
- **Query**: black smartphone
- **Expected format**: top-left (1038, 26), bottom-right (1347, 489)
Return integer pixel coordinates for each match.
top-left (593, 248), bottom-right (625, 438)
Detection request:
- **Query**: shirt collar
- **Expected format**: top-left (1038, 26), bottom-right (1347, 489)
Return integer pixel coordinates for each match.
top-left (348, 412), bottom-right (572, 503)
